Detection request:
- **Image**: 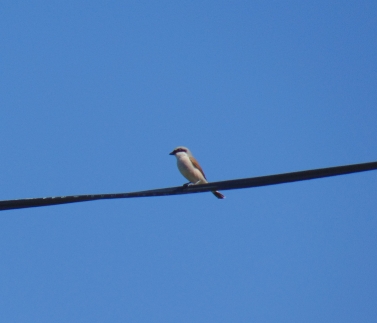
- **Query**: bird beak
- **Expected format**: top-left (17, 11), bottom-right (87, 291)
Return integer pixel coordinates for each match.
top-left (169, 151), bottom-right (175, 155)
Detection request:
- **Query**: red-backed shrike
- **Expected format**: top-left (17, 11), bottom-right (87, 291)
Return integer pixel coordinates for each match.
top-left (169, 146), bottom-right (225, 199)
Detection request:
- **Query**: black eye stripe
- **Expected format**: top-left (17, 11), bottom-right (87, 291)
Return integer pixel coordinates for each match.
top-left (174, 148), bottom-right (187, 153)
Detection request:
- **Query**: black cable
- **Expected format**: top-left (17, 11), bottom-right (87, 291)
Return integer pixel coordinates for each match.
top-left (1, 161), bottom-right (376, 211)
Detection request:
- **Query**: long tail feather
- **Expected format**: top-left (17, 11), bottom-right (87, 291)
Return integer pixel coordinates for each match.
top-left (212, 191), bottom-right (225, 199)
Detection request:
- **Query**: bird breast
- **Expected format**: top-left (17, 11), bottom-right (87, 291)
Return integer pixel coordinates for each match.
top-left (176, 154), bottom-right (204, 183)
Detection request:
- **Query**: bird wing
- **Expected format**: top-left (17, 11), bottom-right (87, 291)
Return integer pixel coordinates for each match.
top-left (189, 156), bottom-right (207, 179)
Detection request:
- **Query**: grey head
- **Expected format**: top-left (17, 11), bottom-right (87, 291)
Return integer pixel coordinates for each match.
top-left (169, 146), bottom-right (192, 156)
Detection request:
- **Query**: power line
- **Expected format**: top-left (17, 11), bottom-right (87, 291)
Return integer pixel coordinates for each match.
top-left (1, 161), bottom-right (376, 211)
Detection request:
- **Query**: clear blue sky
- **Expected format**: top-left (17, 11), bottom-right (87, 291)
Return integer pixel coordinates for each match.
top-left (1, 1), bottom-right (376, 322)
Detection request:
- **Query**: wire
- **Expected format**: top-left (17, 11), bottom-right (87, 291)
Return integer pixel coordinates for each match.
top-left (1, 161), bottom-right (376, 211)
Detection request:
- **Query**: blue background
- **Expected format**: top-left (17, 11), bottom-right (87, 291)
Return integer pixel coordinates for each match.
top-left (1, 1), bottom-right (376, 322)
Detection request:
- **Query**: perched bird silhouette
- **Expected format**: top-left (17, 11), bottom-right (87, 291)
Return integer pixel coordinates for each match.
top-left (169, 146), bottom-right (225, 199)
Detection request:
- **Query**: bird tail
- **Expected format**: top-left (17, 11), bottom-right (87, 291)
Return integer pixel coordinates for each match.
top-left (212, 191), bottom-right (225, 199)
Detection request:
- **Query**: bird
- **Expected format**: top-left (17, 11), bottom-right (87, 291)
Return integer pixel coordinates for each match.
top-left (169, 146), bottom-right (225, 199)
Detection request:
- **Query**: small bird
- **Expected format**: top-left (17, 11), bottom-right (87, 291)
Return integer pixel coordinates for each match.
top-left (169, 146), bottom-right (225, 199)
